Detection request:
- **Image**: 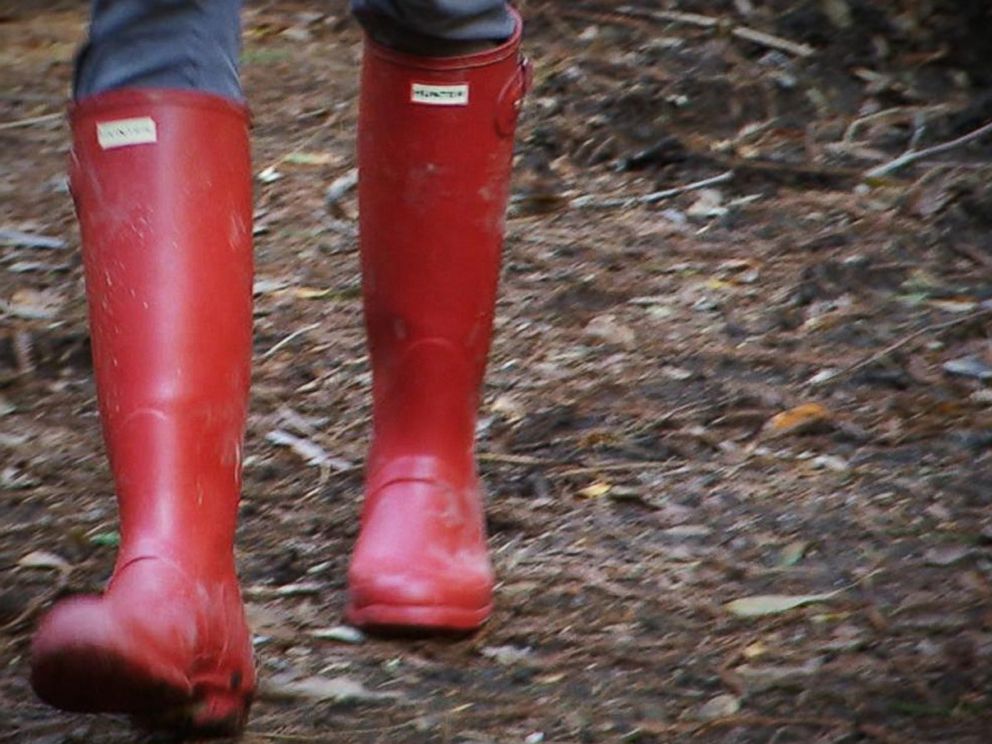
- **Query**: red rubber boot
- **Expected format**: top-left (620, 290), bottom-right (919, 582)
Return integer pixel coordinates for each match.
top-left (30, 89), bottom-right (256, 735)
top-left (345, 14), bottom-right (530, 631)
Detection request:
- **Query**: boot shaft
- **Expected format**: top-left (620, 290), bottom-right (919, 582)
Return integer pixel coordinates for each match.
top-left (70, 89), bottom-right (253, 565)
top-left (357, 15), bottom-right (529, 475)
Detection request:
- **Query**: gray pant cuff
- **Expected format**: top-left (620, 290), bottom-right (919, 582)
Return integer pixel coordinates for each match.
top-left (351, 0), bottom-right (514, 41)
top-left (75, 0), bottom-right (243, 101)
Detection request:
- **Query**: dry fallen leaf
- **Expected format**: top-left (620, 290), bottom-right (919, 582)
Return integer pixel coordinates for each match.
top-left (285, 150), bottom-right (339, 166)
top-left (765, 403), bottom-right (833, 436)
top-left (1, 288), bottom-right (65, 320)
top-left (687, 188), bottom-right (727, 219)
top-left (17, 550), bottom-right (71, 572)
top-left (735, 657), bottom-right (824, 693)
top-left (725, 591), bottom-right (841, 618)
top-left (696, 693), bottom-right (740, 721)
top-left (577, 481), bottom-right (612, 499)
top-left (742, 641), bottom-right (767, 660)
top-left (491, 393), bottom-right (525, 421)
top-left (662, 524), bottom-right (713, 538)
top-left (943, 356), bottom-right (992, 381)
top-left (244, 602), bottom-right (300, 644)
top-left (584, 314), bottom-right (636, 348)
top-left (293, 287), bottom-right (333, 300)
top-left (257, 165), bottom-right (282, 183)
top-left (924, 545), bottom-right (972, 567)
top-left (310, 625), bottom-right (366, 644)
top-left (480, 645), bottom-right (533, 665)
top-left (778, 540), bottom-right (809, 567)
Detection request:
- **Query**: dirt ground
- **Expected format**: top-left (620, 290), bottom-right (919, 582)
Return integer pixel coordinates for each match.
top-left (2, 1), bottom-right (992, 742)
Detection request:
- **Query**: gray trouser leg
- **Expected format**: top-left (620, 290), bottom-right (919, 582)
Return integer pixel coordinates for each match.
top-left (74, 0), bottom-right (512, 102)
top-left (75, 0), bottom-right (243, 101)
top-left (349, 0), bottom-right (514, 42)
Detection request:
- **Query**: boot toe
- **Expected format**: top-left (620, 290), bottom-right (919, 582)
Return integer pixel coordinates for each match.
top-left (349, 556), bottom-right (493, 607)
top-left (346, 478), bottom-right (494, 630)
top-left (30, 562), bottom-right (255, 736)
top-left (31, 596), bottom-right (191, 715)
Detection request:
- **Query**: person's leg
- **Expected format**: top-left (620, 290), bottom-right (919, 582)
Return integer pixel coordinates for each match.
top-left (30, 1), bottom-right (255, 735)
top-left (345, 1), bottom-right (529, 630)
top-left (351, 0), bottom-right (514, 54)
top-left (75, 0), bottom-right (242, 100)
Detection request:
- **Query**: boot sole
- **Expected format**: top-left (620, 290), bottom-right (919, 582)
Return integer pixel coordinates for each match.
top-left (345, 601), bottom-right (491, 632)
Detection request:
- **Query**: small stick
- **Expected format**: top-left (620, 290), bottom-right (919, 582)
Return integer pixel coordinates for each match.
top-left (262, 322), bottom-right (320, 359)
top-left (243, 581), bottom-right (323, 599)
top-left (0, 112), bottom-right (62, 131)
top-left (691, 714), bottom-right (849, 734)
top-left (477, 452), bottom-right (566, 467)
top-left (826, 308), bottom-right (992, 382)
top-left (570, 170), bottom-right (733, 210)
top-left (325, 168), bottom-right (359, 206)
top-left (616, 6), bottom-right (814, 57)
top-left (730, 26), bottom-right (815, 58)
top-left (0, 229), bottom-right (66, 250)
top-left (557, 461), bottom-right (688, 478)
top-left (479, 452), bottom-right (692, 478)
top-left (865, 119), bottom-right (992, 179)
top-left (12, 330), bottom-right (35, 376)
top-left (842, 104), bottom-right (948, 143)
top-left (251, 719), bottom-right (414, 740)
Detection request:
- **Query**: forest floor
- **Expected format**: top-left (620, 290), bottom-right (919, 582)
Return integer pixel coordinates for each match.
top-left (2, 1), bottom-right (992, 742)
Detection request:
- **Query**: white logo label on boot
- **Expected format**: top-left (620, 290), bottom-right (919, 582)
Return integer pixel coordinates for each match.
top-left (411, 83), bottom-right (469, 106)
top-left (97, 117), bottom-right (158, 149)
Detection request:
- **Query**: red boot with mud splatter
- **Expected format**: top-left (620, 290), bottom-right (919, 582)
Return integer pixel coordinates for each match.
top-left (346, 13), bottom-right (529, 631)
top-left (30, 89), bottom-right (256, 736)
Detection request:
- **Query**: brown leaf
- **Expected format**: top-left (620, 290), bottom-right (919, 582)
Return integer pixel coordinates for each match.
top-left (765, 403), bottom-right (833, 436)
top-left (584, 314), bottom-right (636, 349)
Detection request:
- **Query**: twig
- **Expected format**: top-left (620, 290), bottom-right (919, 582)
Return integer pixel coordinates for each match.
top-left (843, 105), bottom-right (947, 144)
top-left (325, 168), bottom-right (359, 206)
top-left (616, 6), bottom-right (814, 57)
top-left (825, 308), bottom-right (992, 383)
top-left (0, 228), bottom-right (66, 250)
top-left (710, 154), bottom-right (861, 184)
top-left (906, 111), bottom-right (927, 152)
top-left (251, 719), bottom-right (414, 740)
top-left (948, 240), bottom-right (992, 270)
top-left (557, 461), bottom-right (686, 478)
top-left (243, 581), bottom-right (323, 599)
top-left (691, 714), bottom-right (848, 734)
top-left (557, 8), bottom-right (657, 33)
top-left (865, 119), bottom-right (992, 179)
top-left (477, 452), bottom-right (567, 467)
top-left (570, 170), bottom-right (733, 210)
top-left (731, 26), bottom-right (815, 58)
top-left (12, 330), bottom-right (35, 376)
top-left (262, 322), bottom-right (320, 359)
top-left (628, 8), bottom-right (718, 28)
top-left (265, 429), bottom-right (355, 472)
top-left (479, 452), bottom-right (690, 478)
top-left (0, 112), bottom-right (62, 131)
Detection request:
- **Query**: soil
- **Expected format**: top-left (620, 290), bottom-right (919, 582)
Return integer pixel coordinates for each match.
top-left (2, 1), bottom-right (992, 742)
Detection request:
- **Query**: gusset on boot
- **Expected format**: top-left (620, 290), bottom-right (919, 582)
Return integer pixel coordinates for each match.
top-left (30, 89), bottom-right (256, 736)
top-left (346, 14), bottom-right (530, 631)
